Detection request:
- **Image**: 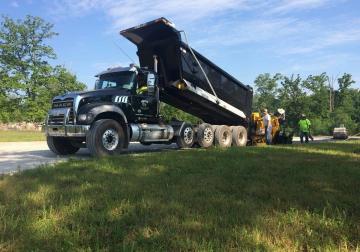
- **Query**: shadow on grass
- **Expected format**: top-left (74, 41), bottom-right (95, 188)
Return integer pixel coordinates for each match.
top-left (0, 141), bottom-right (359, 251)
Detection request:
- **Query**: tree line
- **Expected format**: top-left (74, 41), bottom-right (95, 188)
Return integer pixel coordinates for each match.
top-left (0, 15), bottom-right (86, 122)
top-left (253, 73), bottom-right (360, 135)
top-left (1, 15), bottom-right (359, 135)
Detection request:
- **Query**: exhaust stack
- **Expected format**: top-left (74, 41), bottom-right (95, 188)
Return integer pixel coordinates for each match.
top-left (153, 55), bottom-right (158, 73)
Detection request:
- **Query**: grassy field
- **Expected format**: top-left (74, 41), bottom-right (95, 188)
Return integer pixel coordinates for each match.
top-left (0, 141), bottom-right (359, 251)
top-left (0, 130), bottom-right (45, 142)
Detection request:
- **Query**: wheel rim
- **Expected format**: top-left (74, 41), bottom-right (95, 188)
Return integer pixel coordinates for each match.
top-left (102, 129), bottom-right (119, 151)
top-left (183, 127), bottom-right (194, 145)
top-left (203, 127), bottom-right (213, 143)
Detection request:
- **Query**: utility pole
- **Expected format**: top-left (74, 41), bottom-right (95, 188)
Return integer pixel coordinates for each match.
top-left (327, 75), bottom-right (336, 112)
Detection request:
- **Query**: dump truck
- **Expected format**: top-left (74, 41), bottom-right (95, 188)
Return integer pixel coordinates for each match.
top-left (45, 18), bottom-right (253, 156)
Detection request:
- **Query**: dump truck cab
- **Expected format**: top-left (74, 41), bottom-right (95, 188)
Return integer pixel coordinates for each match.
top-left (93, 66), bottom-right (160, 122)
top-left (45, 65), bottom-right (175, 156)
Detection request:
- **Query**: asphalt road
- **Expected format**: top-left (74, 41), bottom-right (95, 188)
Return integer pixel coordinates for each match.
top-left (0, 135), bottom-right (350, 175)
top-left (0, 141), bottom-right (177, 174)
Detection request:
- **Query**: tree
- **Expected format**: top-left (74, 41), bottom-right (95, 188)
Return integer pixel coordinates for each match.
top-left (351, 90), bottom-right (360, 132)
top-left (0, 16), bottom-right (57, 98)
top-left (160, 103), bottom-right (199, 124)
top-left (0, 15), bottom-right (86, 122)
top-left (252, 72), bottom-right (359, 135)
top-left (23, 66), bottom-right (86, 121)
top-left (253, 73), bottom-right (282, 112)
top-left (303, 73), bottom-right (330, 119)
top-left (335, 73), bottom-right (355, 108)
top-left (278, 75), bottom-right (308, 128)
top-left (331, 73), bottom-right (357, 133)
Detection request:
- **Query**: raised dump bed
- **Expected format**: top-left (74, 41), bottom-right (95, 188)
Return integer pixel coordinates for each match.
top-left (121, 18), bottom-right (253, 126)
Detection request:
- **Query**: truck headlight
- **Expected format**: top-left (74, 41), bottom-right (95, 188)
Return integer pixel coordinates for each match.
top-left (78, 113), bottom-right (94, 122)
top-left (78, 114), bottom-right (87, 122)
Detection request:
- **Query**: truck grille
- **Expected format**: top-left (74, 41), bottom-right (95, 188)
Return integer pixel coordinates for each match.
top-left (49, 98), bottom-right (75, 125)
top-left (48, 114), bottom-right (65, 125)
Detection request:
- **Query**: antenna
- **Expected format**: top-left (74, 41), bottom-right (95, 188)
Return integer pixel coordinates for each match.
top-left (112, 40), bottom-right (136, 65)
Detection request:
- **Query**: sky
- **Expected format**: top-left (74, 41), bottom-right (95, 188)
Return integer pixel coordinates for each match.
top-left (1, 0), bottom-right (360, 89)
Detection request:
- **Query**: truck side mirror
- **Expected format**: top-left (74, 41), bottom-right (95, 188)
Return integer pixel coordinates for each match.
top-left (147, 73), bottom-right (156, 95)
top-left (94, 79), bottom-right (100, 90)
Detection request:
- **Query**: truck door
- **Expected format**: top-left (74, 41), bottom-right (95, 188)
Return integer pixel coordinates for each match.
top-left (132, 72), bottom-right (158, 119)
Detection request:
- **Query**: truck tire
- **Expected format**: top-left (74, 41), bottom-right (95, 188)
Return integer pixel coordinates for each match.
top-left (86, 119), bottom-right (125, 157)
top-left (176, 123), bottom-right (195, 148)
top-left (214, 125), bottom-right (232, 148)
top-left (47, 136), bottom-right (80, 155)
top-left (197, 123), bottom-right (214, 148)
top-left (231, 126), bottom-right (247, 147)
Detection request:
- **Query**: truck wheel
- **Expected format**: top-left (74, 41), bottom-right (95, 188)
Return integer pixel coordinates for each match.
top-left (214, 125), bottom-right (232, 148)
top-left (86, 119), bottom-right (125, 157)
top-left (47, 136), bottom-right (80, 155)
top-left (231, 126), bottom-right (248, 147)
top-left (197, 123), bottom-right (214, 148)
top-left (176, 123), bottom-right (195, 148)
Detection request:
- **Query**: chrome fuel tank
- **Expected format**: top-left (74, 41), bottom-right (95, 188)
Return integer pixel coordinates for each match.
top-left (130, 123), bottom-right (174, 142)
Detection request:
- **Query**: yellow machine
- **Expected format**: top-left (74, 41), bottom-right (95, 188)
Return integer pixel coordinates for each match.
top-left (249, 110), bottom-right (291, 145)
top-left (250, 112), bottom-right (265, 144)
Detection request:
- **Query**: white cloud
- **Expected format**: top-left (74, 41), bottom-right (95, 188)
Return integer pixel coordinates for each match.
top-left (285, 53), bottom-right (352, 72)
top-left (47, 0), bottom-right (358, 58)
top-left (10, 1), bottom-right (19, 8)
top-left (49, 0), bottom-right (105, 17)
top-left (268, 0), bottom-right (332, 14)
top-left (277, 19), bottom-right (360, 55)
top-left (193, 17), bottom-right (305, 47)
top-left (48, 0), bottom-right (348, 44)
top-left (49, 0), bottom-right (254, 29)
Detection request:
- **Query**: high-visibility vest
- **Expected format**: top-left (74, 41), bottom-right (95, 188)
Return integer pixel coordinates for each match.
top-left (136, 86), bottom-right (148, 94)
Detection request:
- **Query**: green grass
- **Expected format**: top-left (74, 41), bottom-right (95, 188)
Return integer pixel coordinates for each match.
top-left (0, 130), bottom-right (45, 142)
top-left (1, 141), bottom-right (360, 251)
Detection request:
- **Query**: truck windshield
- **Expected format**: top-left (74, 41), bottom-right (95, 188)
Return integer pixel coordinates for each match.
top-left (95, 71), bottom-right (136, 90)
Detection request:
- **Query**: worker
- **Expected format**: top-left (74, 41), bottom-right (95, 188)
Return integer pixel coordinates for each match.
top-left (136, 75), bottom-right (148, 94)
top-left (298, 114), bottom-right (311, 143)
top-left (272, 108), bottom-right (285, 144)
top-left (276, 108), bottom-right (286, 126)
top-left (262, 108), bottom-right (272, 144)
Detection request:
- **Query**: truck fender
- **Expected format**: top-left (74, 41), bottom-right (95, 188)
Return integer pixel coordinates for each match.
top-left (80, 104), bottom-right (129, 148)
top-left (87, 105), bottom-right (128, 124)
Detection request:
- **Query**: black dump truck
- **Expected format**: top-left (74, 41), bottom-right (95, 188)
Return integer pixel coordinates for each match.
top-left (45, 18), bottom-right (253, 156)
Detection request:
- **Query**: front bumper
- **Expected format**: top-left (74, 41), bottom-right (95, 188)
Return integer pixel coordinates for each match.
top-left (45, 108), bottom-right (90, 137)
top-left (45, 124), bottom-right (90, 137)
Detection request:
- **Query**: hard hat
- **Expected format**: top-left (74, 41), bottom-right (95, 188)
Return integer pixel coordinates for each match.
top-left (277, 108), bottom-right (285, 115)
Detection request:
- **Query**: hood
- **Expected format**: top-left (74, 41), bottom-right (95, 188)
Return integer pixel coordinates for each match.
top-left (53, 88), bottom-right (132, 114)
top-left (53, 88), bottom-right (131, 101)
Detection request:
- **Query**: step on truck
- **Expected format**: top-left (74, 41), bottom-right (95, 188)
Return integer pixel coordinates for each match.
top-left (45, 18), bottom-right (253, 157)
